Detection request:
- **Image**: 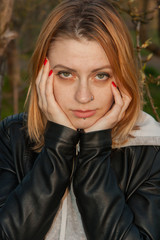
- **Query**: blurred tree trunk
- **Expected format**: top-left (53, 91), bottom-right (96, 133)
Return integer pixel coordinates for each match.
top-left (7, 40), bottom-right (20, 114)
top-left (140, 0), bottom-right (160, 56)
top-left (0, 0), bottom-right (16, 56)
top-left (0, 58), bottom-right (5, 120)
top-left (158, 0), bottom-right (160, 41)
top-left (0, 0), bottom-right (17, 119)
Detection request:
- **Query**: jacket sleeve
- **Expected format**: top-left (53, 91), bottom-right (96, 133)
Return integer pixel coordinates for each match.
top-left (0, 120), bottom-right (79, 240)
top-left (73, 130), bottom-right (160, 240)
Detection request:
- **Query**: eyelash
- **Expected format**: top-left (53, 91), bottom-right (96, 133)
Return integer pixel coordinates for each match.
top-left (56, 71), bottom-right (111, 81)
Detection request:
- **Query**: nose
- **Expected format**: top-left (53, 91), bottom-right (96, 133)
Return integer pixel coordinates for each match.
top-left (75, 80), bottom-right (93, 104)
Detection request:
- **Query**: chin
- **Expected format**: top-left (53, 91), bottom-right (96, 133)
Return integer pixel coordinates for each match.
top-left (71, 118), bottom-right (97, 130)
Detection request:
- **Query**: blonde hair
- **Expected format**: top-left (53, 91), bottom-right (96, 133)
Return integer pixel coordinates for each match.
top-left (26, 0), bottom-right (141, 151)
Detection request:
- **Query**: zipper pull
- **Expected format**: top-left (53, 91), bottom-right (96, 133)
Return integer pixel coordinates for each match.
top-left (76, 128), bottom-right (84, 156)
top-left (76, 141), bottom-right (80, 156)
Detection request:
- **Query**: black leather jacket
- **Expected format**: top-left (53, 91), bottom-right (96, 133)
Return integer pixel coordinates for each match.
top-left (0, 113), bottom-right (160, 240)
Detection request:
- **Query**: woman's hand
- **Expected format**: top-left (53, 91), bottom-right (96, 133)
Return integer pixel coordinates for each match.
top-left (85, 82), bottom-right (131, 132)
top-left (36, 58), bottom-right (76, 130)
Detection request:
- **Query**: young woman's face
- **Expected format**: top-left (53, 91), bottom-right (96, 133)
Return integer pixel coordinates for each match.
top-left (48, 38), bottom-right (116, 129)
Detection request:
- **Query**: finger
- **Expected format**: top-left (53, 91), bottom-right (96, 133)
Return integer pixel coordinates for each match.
top-left (36, 58), bottom-right (48, 87)
top-left (100, 82), bottom-right (124, 128)
top-left (45, 70), bottom-right (55, 99)
top-left (36, 67), bottom-right (43, 100)
top-left (45, 71), bottom-right (75, 128)
top-left (45, 70), bottom-right (64, 119)
top-left (45, 70), bottom-right (55, 110)
top-left (109, 82), bottom-right (124, 119)
top-left (36, 66), bottom-right (43, 86)
top-left (37, 59), bottom-right (50, 110)
top-left (117, 91), bottom-right (132, 121)
top-left (36, 69), bottom-right (43, 109)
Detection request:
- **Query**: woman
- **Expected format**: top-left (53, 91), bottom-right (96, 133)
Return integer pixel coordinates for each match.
top-left (0, 0), bottom-right (160, 239)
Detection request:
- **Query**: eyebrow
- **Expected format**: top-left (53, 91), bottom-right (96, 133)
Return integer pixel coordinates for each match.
top-left (52, 64), bottom-right (112, 73)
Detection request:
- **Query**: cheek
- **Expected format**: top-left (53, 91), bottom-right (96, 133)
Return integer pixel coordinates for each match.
top-left (53, 80), bottom-right (73, 109)
top-left (95, 85), bottom-right (113, 109)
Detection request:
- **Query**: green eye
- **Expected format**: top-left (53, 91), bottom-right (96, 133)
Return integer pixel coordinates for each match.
top-left (62, 72), bottom-right (71, 77)
top-left (95, 73), bottom-right (110, 81)
top-left (57, 71), bottom-right (72, 78)
top-left (97, 74), bottom-right (105, 79)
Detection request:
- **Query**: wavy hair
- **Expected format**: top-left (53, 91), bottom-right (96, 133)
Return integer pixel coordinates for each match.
top-left (26, 0), bottom-right (141, 150)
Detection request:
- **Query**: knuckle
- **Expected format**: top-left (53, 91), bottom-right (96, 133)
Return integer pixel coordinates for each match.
top-left (109, 112), bottom-right (119, 123)
top-left (36, 81), bottom-right (40, 90)
top-left (46, 106), bottom-right (54, 117)
top-left (118, 112), bottom-right (125, 121)
top-left (45, 91), bottom-right (50, 98)
top-left (126, 96), bottom-right (132, 102)
top-left (38, 101), bottom-right (42, 109)
top-left (39, 84), bottom-right (44, 93)
top-left (47, 108), bottom-right (52, 115)
top-left (117, 101), bottom-right (123, 108)
top-left (43, 67), bottom-right (49, 76)
top-left (124, 94), bottom-right (132, 102)
top-left (112, 118), bottom-right (117, 125)
top-left (42, 104), bottom-right (47, 112)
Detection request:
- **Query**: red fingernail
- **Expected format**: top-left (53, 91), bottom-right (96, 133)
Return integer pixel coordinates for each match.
top-left (49, 70), bottom-right (53, 76)
top-left (112, 81), bottom-right (117, 87)
top-left (44, 58), bottom-right (47, 65)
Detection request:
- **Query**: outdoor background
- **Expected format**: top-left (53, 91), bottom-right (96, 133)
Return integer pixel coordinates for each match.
top-left (0, 0), bottom-right (160, 121)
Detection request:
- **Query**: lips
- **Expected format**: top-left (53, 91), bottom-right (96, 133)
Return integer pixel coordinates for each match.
top-left (73, 110), bottom-right (96, 118)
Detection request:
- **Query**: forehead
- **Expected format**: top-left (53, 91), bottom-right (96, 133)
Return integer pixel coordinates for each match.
top-left (48, 38), bottom-right (111, 70)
